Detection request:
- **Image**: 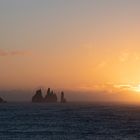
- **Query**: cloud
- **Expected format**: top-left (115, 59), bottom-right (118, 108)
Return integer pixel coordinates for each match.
top-left (119, 51), bottom-right (140, 63)
top-left (119, 52), bottom-right (129, 62)
top-left (0, 49), bottom-right (28, 57)
top-left (0, 50), bottom-right (8, 56)
top-left (97, 61), bottom-right (107, 69)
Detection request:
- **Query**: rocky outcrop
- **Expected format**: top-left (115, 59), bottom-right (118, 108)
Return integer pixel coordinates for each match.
top-left (32, 89), bottom-right (44, 103)
top-left (32, 88), bottom-right (67, 103)
top-left (0, 97), bottom-right (6, 103)
top-left (44, 88), bottom-right (57, 103)
top-left (60, 91), bottom-right (66, 103)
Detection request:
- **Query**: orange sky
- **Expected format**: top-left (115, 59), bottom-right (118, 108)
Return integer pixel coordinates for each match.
top-left (1, 0), bottom-right (140, 102)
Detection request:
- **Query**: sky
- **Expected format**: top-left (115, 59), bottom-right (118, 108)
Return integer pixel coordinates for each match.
top-left (1, 0), bottom-right (140, 102)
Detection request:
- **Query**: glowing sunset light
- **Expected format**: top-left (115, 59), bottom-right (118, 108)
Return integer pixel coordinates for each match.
top-left (0, 0), bottom-right (140, 103)
top-left (130, 85), bottom-right (140, 93)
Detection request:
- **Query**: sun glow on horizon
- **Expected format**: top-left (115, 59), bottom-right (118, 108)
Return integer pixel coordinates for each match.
top-left (1, 0), bottom-right (140, 102)
top-left (130, 85), bottom-right (140, 93)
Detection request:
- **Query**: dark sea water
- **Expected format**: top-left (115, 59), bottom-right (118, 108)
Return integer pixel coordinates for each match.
top-left (0, 102), bottom-right (140, 140)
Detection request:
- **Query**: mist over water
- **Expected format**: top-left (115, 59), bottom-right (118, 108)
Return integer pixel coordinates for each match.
top-left (0, 102), bottom-right (140, 140)
top-left (1, 89), bottom-right (139, 103)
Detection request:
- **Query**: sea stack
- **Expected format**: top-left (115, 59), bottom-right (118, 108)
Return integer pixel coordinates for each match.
top-left (32, 89), bottom-right (44, 103)
top-left (61, 91), bottom-right (66, 103)
top-left (44, 88), bottom-right (57, 103)
top-left (0, 97), bottom-right (6, 103)
top-left (32, 88), bottom-right (66, 103)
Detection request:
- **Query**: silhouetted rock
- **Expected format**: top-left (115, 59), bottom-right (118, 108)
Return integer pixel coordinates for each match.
top-left (32, 89), bottom-right (44, 103)
top-left (0, 97), bottom-right (6, 103)
top-left (61, 91), bottom-right (66, 103)
top-left (31, 88), bottom-right (67, 103)
top-left (44, 88), bottom-right (57, 103)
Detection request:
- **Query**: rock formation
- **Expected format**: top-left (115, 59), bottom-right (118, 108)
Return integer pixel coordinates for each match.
top-left (44, 88), bottom-right (57, 103)
top-left (61, 91), bottom-right (66, 103)
top-left (0, 97), bottom-right (6, 103)
top-left (32, 89), bottom-right (44, 103)
top-left (32, 88), bottom-right (67, 103)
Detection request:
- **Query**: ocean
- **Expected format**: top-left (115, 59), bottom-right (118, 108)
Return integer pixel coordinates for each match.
top-left (0, 102), bottom-right (140, 140)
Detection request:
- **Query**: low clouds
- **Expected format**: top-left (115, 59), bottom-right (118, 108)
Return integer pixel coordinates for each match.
top-left (119, 51), bottom-right (140, 63)
top-left (119, 52), bottom-right (129, 62)
top-left (0, 49), bottom-right (28, 57)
